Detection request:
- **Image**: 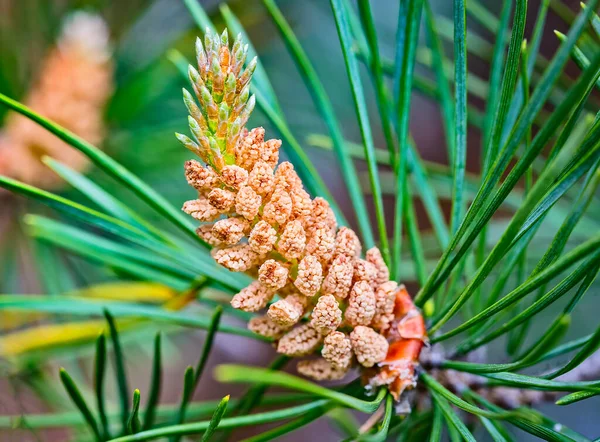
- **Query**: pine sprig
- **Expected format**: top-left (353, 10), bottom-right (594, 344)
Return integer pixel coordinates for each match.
top-left (1, 0), bottom-right (600, 441)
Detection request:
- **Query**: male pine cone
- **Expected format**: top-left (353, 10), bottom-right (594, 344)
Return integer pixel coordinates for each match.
top-left (179, 29), bottom-right (426, 400)
top-left (0, 12), bottom-right (113, 190)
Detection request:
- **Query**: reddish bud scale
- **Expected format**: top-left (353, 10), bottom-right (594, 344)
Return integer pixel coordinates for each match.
top-left (366, 285), bottom-right (427, 401)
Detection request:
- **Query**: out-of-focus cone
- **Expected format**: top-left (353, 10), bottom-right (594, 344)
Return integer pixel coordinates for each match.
top-left (0, 11), bottom-right (113, 189)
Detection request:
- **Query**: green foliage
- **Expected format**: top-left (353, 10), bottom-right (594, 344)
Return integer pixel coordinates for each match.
top-left (126, 389), bottom-right (141, 435)
top-left (95, 333), bottom-right (111, 440)
top-left (1, 0), bottom-right (600, 440)
top-left (330, 0), bottom-right (390, 265)
top-left (141, 334), bottom-right (162, 431)
top-left (262, 0), bottom-right (373, 244)
top-left (59, 367), bottom-right (103, 441)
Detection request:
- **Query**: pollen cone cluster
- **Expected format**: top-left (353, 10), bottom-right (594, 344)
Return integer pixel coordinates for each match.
top-left (0, 11), bottom-right (113, 190)
top-left (180, 29), bottom-right (426, 400)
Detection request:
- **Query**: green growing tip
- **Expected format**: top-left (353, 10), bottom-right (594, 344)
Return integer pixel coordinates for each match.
top-left (220, 29), bottom-right (228, 46)
top-left (554, 30), bottom-right (567, 40)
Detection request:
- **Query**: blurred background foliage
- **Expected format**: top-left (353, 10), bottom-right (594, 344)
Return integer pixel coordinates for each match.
top-left (0, 0), bottom-right (599, 440)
